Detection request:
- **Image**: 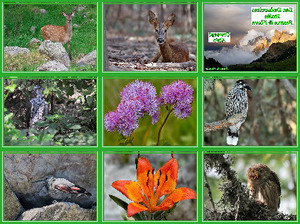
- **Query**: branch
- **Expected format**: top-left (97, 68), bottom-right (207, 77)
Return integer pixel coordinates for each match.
top-left (280, 79), bottom-right (296, 100)
top-left (204, 113), bottom-right (244, 133)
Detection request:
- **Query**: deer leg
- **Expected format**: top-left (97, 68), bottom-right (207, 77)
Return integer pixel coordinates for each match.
top-left (150, 50), bottom-right (161, 63)
top-left (67, 42), bottom-right (72, 60)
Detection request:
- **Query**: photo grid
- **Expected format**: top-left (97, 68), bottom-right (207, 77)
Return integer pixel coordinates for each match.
top-left (1, 0), bottom-right (298, 223)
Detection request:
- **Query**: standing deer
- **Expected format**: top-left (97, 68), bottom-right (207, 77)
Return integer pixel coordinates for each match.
top-left (41, 10), bottom-right (76, 60)
top-left (149, 10), bottom-right (189, 63)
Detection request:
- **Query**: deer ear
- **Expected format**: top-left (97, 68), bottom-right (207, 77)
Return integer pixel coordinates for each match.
top-left (72, 10), bottom-right (76, 16)
top-left (165, 13), bottom-right (175, 28)
top-left (149, 10), bottom-right (158, 27)
top-left (62, 11), bottom-right (66, 16)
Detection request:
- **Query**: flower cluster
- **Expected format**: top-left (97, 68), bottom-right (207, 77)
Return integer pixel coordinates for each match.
top-left (104, 80), bottom-right (160, 136)
top-left (159, 80), bottom-right (194, 119)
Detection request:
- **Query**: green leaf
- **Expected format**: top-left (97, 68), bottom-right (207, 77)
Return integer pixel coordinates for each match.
top-left (87, 95), bottom-right (93, 106)
top-left (70, 124), bottom-right (81, 130)
top-left (109, 194), bottom-right (143, 220)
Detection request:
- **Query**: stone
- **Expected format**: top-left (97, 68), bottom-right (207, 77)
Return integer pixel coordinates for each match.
top-left (39, 40), bottom-right (71, 66)
top-left (28, 38), bottom-right (42, 47)
top-left (35, 60), bottom-right (68, 71)
top-left (40, 9), bottom-right (47, 14)
top-left (76, 50), bottom-right (96, 66)
top-left (30, 26), bottom-right (36, 33)
top-left (4, 46), bottom-right (30, 55)
top-left (4, 180), bottom-right (24, 220)
top-left (4, 154), bottom-right (96, 209)
top-left (18, 202), bottom-right (96, 221)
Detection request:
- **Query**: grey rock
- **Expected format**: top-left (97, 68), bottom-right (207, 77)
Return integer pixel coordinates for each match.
top-left (40, 9), bottom-right (47, 14)
top-left (76, 6), bottom-right (85, 11)
top-left (30, 26), bottom-right (36, 33)
top-left (76, 50), bottom-right (96, 66)
top-left (73, 24), bottom-right (80, 28)
top-left (28, 38), bottom-right (42, 47)
top-left (35, 60), bottom-right (68, 71)
top-left (18, 202), bottom-right (96, 221)
top-left (4, 179), bottom-right (24, 220)
top-left (39, 40), bottom-right (71, 66)
top-left (4, 154), bottom-right (96, 209)
top-left (5, 46), bottom-right (30, 55)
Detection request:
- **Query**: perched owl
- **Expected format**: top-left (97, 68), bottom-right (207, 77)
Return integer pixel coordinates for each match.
top-left (247, 164), bottom-right (281, 211)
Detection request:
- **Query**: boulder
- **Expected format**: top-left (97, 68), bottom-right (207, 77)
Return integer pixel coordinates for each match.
top-left (39, 40), bottom-right (71, 66)
top-left (76, 50), bottom-right (96, 66)
top-left (4, 154), bottom-right (97, 209)
top-left (35, 60), bottom-right (68, 71)
top-left (4, 46), bottom-right (30, 55)
top-left (18, 202), bottom-right (96, 221)
top-left (4, 179), bottom-right (24, 220)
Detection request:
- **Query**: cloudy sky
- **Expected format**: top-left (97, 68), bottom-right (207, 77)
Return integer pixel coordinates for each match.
top-left (204, 4), bottom-right (296, 66)
top-left (204, 4), bottom-right (296, 50)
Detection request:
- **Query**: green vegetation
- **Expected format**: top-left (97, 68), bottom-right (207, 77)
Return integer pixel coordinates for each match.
top-left (4, 79), bottom-right (97, 146)
top-left (228, 56), bottom-right (296, 71)
top-left (4, 4), bottom-right (97, 71)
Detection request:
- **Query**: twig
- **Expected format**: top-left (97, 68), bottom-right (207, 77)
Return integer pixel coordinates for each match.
top-left (204, 113), bottom-right (244, 133)
top-left (280, 79), bottom-right (296, 101)
top-left (204, 171), bottom-right (216, 212)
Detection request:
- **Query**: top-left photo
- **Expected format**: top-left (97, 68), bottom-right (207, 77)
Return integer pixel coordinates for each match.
top-left (4, 4), bottom-right (97, 72)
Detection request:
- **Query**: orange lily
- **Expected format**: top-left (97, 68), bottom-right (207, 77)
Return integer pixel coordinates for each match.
top-left (112, 157), bottom-right (196, 217)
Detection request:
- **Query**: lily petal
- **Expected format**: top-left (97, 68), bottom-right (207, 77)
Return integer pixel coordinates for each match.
top-left (155, 187), bottom-right (196, 211)
top-left (112, 180), bottom-right (143, 203)
top-left (127, 202), bottom-right (148, 217)
top-left (154, 158), bottom-right (178, 198)
top-left (137, 157), bottom-right (154, 203)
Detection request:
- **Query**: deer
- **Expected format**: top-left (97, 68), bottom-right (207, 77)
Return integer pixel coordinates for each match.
top-left (148, 10), bottom-right (189, 63)
top-left (41, 10), bottom-right (76, 60)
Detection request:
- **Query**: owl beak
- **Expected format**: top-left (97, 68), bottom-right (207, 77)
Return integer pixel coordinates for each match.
top-left (253, 174), bottom-right (259, 180)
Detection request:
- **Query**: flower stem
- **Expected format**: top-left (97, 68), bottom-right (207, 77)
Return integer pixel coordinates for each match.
top-left (156, 108), bottom-right (174, 146)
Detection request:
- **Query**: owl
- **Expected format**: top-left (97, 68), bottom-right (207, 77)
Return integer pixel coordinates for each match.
top-left (247, 164), bottom-right (281, 211)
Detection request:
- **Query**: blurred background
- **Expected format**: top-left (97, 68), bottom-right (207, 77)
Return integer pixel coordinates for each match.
top-left (104, 153), bottom-right (197, 220)
top-left (204, 79), bottom-right (297, 146)
top-left (104, 79), bottom-right (197, 146)
top-left (204, 154), bottom-right (297, 215)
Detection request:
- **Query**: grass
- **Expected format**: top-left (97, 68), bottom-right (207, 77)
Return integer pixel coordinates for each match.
top-left (4, 4), bottom-right (97, 71)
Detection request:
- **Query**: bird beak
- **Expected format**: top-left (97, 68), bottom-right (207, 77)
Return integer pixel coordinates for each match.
top-left (32, 178), bottom-right (46, 183)
top-left (244, 84), bottom-right (252, 91)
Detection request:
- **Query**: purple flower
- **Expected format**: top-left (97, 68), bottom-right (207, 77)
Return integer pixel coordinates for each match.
top-left (159, 80), bottom-right (194, 119)
top-left (104, 80), bottom-right (160, 136)
top-left (104, 100), bottom-right (139, 137)
top-left (120, 80), bottom-right (160, 124)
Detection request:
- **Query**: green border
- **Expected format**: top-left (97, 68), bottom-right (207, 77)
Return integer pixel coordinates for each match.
top-left (0, 1), bottom-right (299, 223)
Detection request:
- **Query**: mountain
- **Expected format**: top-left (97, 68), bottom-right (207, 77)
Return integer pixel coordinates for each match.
top-left (252, 40), bottom-right (296, 63)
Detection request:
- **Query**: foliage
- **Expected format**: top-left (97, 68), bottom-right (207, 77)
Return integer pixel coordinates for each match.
top-left (4, 79), bottom-right (96, 146)
top-left (4, 4), bottom-right (97, 71)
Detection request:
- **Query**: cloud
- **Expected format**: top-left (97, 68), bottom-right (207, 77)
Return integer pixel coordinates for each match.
top-left (204, 45), bottom-right (267, 67)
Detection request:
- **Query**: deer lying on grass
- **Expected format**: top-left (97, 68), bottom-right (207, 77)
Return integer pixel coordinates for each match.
top-left (41, 10), bottom-right (76, 60)
top-left (148, 10), bottom-right (189, 63)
